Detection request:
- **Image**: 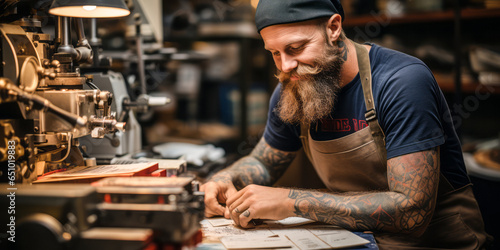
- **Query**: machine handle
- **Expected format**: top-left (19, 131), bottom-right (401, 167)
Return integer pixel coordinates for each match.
top-left (0, 78), bottom-right (87, 127)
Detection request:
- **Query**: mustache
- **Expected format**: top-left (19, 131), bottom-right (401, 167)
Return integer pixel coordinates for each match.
top-left (276, 62), bottom-right (322, 84)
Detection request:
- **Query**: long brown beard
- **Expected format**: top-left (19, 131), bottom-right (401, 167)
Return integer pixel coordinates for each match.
top-left (275, 43), bottom-right (343, 125)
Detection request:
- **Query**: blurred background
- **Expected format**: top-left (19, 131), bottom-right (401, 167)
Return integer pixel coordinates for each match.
top-left (92, 0), bottom-right (500, 155)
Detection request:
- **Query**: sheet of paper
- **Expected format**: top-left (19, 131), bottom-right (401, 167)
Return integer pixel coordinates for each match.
top-left (138, 157), bottom-right (186, 169)
top-left (201, 220), bottom-right (275, 242)
top-left (196, 243), bottom-right (227, 250)
top-left (305, 225), bottom-right (344, 236)
top-left (220, 235), bottom-right (292, 249)
top-left (316, 231), bottom-right (370, 249)
top-left (207, 217), bottom-right (313, 228)
top-left (45, 163), bottom-right (153, 177)
top-left (201, 219), bottom-right (372, 249)
top-left (208, 218), bottom-right (234, 227)
top-left (93, 176), bottom-right (192, 187)
top-left (264, 217), bottom-right (315, 227)
top-left (305, 226), bottom-right (370, 249)
top-left (281, 230), bottom-right (331, 250)
top-left (202, 225), bottom-right (276, 239)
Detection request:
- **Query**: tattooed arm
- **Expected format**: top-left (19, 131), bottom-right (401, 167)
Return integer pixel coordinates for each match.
top-left (234, 137), bottom-right (297, 188)
top-left (288, 148), bottom-right (440, 235)
top-left (200, 137), bottom-right (297, 217)
top-left (214, 137), bottom-right (296, 188)
top-left (225, 148), bottom-right (439, 234)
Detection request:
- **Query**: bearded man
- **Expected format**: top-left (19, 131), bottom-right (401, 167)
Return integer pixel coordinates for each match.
top-left (201, 0), bottom-right (492, 248)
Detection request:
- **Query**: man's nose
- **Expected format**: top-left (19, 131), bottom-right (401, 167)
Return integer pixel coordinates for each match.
top-left (280, 55), bottom-right (298, 73)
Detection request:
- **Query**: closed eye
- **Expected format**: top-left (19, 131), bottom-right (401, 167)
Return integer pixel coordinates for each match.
top-left (287, 44), bottom-right (305, 54)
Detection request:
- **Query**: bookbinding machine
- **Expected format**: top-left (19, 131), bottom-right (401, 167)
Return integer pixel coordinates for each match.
top-left (0, 1), bottom-right (204, 249)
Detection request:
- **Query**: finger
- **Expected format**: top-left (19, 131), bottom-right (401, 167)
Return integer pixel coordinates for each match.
top-left (224, 206), bottom-right (231, 219)
top-left (227, 190), bottom-right (248, 223)
top-left (231, 196), bottom-right (257, 228)
top-left (205, 208), bottom-right (224, 218)
top-left (200, 183), bottom-right (207, 192)
top-left (230, 205), bottom-right (248, 226)
top-left (229, 204), bottom-right (242, 224)
top-left (223, 184), bottom-right (238, 219)
top-left (226, 188), bottom-right (247, 211)
top-left (230, 197), bottom-right (254, 227)
top-left (203, 185), bottom-right (226, 217)
top-left (239, 209), bottom-right (255, 228)
top-left (224, 185), bottom-right (238, 201)
top-left (225, 206), bottom-right (236, 219)
top-left (205, 202), bottom-right (225, 217)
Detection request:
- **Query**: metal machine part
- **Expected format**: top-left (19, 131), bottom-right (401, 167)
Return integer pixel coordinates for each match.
top-left (0, 177), bottom-right (204, 249)
top-left (78, 72), bottom-right (142, 160)
top-left (0, 8), bottom-right (125, 183)
top-left (93, 176), bottom-right (204, 244)
top-left (55, 17), bottom-right (93, 65)
top-left (0, 184), bottom-right (100, 250)
top-left (78, 72), bottom-right (170, 161)
top-left (17, 213), bottom-right (69, 250)
top-left (0, 184), bottom-right (99, 250)
top-left (0, 23), bottom-right (43, 92)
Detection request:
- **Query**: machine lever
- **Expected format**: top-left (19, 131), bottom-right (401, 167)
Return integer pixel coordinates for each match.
top-left (0, 78), bottom-right (87, 127)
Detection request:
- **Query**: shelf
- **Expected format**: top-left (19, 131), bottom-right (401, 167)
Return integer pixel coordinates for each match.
top-left (343, 8), bottom-right (500, 27)
top-left (434, 74), bottom-right (500, 94)
top-left (439, 81), bottom-right (500, 95)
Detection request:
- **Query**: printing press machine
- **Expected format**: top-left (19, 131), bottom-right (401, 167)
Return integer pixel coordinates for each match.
top-left (0, 177), bottom-right (204, 250)
top-left (0, 1), bottom-right (205, 249)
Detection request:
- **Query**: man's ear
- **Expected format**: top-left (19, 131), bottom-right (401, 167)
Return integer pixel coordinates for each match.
top-left (325, 14), bottom-right (343, 45)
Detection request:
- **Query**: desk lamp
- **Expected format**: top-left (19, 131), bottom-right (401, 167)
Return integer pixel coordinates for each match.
top-left (49, 0), bottom-right (130, 18)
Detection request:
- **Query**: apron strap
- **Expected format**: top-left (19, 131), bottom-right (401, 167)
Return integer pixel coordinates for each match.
top-left (300, 123), bottom-right (314, 164)
top-left (353, 42), bottom-right (387, 165)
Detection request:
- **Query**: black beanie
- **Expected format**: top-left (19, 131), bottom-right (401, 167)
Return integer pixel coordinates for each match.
top-left (255, 0), bottom-right (345, 33)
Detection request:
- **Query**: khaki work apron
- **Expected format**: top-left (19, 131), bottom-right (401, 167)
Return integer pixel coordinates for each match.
top-left (298, 42), bottom-right (492, 249)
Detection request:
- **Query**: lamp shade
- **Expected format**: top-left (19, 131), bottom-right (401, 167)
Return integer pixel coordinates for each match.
top-left (49, 0), bottom-right (130, 18)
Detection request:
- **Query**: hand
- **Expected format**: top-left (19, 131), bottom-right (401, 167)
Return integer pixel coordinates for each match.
top-left (200, 175), bottom-right (238, 218)
top-left (226, 184), bottom-right (293, 228)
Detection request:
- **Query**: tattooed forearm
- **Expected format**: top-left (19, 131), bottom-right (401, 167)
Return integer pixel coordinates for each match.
top-left (210, 172), bottom-right (233, 184)
top-left (251, 138), bottom-right (296, 183)
top-left (289, 190), bottom-right (397, 231)
top-left (289, 148), bottom-right (439, 235)
top-left (208, 155), bottom-right (270, 190)
top-left (233, 156), bottom-right (272, 189)
top-left (210, 138), bottom-right (296, 189)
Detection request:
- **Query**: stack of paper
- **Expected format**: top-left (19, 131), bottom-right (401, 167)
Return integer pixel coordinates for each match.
top-left (33, 163), bottom-right (158, 184)
top-left (202, 217), bottom-right (372, 249)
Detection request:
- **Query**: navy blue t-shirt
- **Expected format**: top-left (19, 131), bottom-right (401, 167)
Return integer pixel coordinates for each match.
top-left (264, 44), bottom-right (470, 189)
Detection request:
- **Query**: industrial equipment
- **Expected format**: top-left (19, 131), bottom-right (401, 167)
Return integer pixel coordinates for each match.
top-left (0, 176), bottom-right (204, 249)
top-left (0, 2), bottom-right (203, 249)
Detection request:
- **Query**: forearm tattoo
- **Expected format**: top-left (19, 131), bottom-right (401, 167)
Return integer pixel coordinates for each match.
top-left (289, 148), bottom-right (439, 234)
top-left (252, 138), bottom-right (296, 184)
top-left (232, 156), bottom-right (272, 189)
top-left (210, 172), bottom-right (233, 184)
top-left (210, 138), bottom-right (296, 190)
top-left (208, 156), bottom-right (267, 190)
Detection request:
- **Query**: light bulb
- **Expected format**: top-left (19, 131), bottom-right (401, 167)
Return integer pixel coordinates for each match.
top-left (83, 5), bottom-right (97, 11)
